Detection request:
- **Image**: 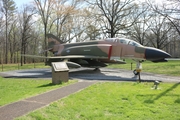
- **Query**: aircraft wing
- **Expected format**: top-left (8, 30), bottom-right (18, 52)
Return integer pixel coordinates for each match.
top-left (21, 54), bottom-right (108, 59)
top-left (22, 54), bottom-right (110, 68)
top-left (165, 58), bottom-right (180, 61)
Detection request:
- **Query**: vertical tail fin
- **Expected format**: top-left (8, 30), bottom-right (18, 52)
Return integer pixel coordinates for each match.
top-left (46, 34), bottom-right (64, 49)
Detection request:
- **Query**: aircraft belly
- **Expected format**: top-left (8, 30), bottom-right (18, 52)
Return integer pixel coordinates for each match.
top-left (99, 59), bottom-right (126, 64)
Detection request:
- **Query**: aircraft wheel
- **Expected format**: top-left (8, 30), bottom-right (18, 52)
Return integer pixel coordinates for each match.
top-left (133, 70), bottom-right (139, 75)
top-left (93, 68), bottom-right (100, 71)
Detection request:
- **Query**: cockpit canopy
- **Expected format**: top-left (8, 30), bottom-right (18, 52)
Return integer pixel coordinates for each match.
top-left (105, 38), bottom-right (143, 47)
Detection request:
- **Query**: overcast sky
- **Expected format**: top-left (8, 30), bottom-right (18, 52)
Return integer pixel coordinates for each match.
top-left (13, 0), bottom-right (165, 8)
top-left (14, 0), bottom-right (33, 7)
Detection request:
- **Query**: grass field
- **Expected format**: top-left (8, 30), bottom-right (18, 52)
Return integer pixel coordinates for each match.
top-left (16, 82), bottom-right (180, 120)
top-left (0, 63), bottom-right (50, 72)
top-left (0, 77), bottom-right (77, 106)
top-left (1, 60), bottom-right (180, 119)
top-left (108, 60), bottom-right (180, 76)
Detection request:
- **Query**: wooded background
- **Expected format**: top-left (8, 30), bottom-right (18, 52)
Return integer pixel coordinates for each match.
top-left (0, 0), bottom-right (180, 65)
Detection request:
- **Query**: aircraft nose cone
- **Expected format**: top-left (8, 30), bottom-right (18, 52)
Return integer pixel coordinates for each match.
top-left (145, 47), bottom-right (171, 62)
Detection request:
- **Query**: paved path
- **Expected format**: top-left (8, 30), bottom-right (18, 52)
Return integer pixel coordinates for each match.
top-left (0, 81), bottom-right (96, 120)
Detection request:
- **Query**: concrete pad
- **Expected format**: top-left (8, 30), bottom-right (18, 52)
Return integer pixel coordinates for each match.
top-left (0, 68), bottom-right (180, 82)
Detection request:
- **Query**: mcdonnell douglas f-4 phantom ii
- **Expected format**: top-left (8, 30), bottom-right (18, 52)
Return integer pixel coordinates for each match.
top-left (24, 34), bottom-right (171, 75)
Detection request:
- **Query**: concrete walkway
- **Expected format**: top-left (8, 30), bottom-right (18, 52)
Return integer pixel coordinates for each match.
top-left (0, 81), bottom-right (96, 120)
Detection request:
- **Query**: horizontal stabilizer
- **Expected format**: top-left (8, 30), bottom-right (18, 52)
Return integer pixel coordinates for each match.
top-left (66, 62), bottom-right (81, 68)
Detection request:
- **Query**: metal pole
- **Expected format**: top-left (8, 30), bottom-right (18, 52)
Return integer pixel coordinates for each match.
top-left (138, 72), bottom-right (141, 83)
top-left (33, 59), bottom-right (35, 68)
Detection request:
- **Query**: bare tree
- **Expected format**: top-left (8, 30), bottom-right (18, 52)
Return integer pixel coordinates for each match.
top-left (86, 0), bottom-right (141, 38)
top-left (146, 0), bottom-right (180, 57)
top-left (48, 0), bottom-right (84, 43)
top-left (0, 7), bottom-right (4, 64)
top-left (8, 19), bottom-right (19, 63)
top-left (145, 13), bottom-right (172, 49)
top-left (129, 2), bottom-right (151, 46)
top-left (81, 7), bottom-right (103, 40)
top-left (148, 0), bottom-right (180, 35)
top-left (70, 10), bottom-right (87, 42)
top-left (18, 5), bottom-right (36, 65)
top-left (1, 0), bottom-right (16, 63)
top-left (34, 0), bottom-right (55, 58)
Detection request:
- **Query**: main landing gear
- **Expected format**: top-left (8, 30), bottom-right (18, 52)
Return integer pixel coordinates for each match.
top-left (133, 61), bottom-right (142, 82)
top-left (93, 68), bottom-right (100, 71)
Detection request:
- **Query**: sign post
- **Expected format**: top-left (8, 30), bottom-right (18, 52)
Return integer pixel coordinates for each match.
top-left (51, 62), bottom-right (69, 84)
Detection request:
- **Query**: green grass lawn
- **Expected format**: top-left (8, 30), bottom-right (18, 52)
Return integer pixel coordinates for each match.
top-left (0, 63), bottom-right (49, 72)
top-left (16, 82), bottom-right (180, 120)
top-left (108, 60), bottom-right (180, 76)
top-left (0, 77), bottom-right (77, 106)
top-left (1, 61), bottom-right (180, 119)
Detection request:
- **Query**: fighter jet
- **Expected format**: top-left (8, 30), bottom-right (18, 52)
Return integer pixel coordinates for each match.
top-left (24, 34), bottom-right (171, 75)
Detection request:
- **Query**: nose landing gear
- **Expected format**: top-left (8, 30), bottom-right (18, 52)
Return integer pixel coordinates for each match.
top-left (133, 61), bottom-right (142, 82)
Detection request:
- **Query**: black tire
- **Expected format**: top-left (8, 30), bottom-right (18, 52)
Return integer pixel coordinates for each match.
top-left (133, 70), bottom-right (139, 75)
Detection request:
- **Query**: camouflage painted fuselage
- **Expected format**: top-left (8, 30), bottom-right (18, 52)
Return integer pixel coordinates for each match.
top-left (51, 40), bottom-right (144, 59)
